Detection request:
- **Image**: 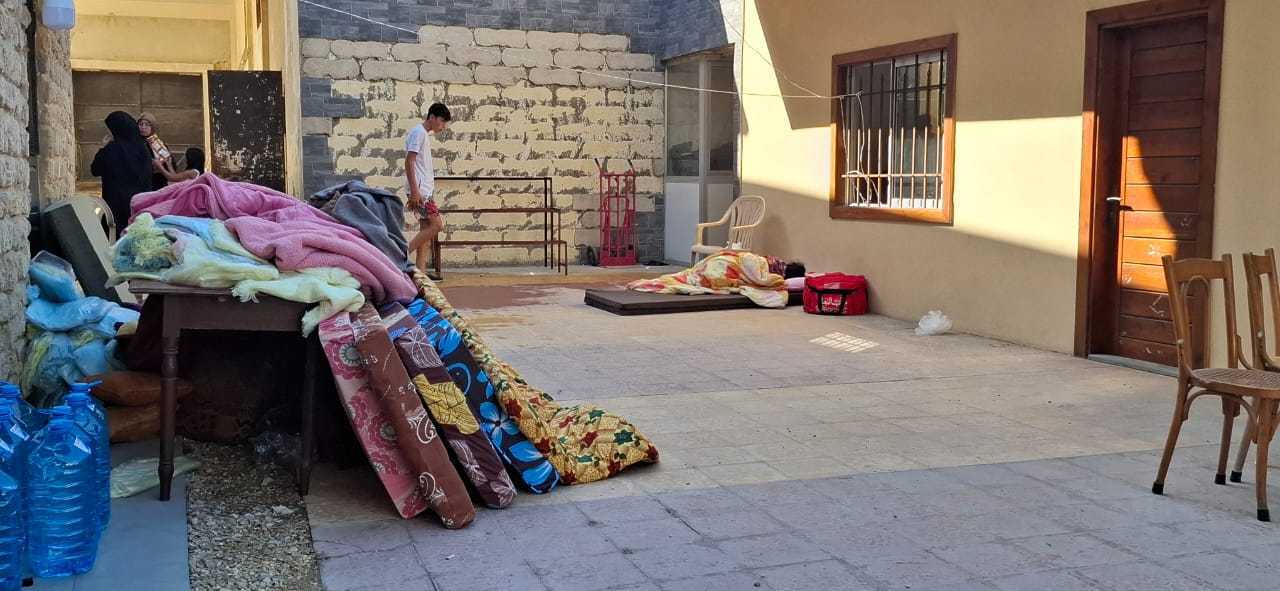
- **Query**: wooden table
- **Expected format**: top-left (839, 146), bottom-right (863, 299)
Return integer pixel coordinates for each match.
top-left (127, 280), bottom-right (320, 501)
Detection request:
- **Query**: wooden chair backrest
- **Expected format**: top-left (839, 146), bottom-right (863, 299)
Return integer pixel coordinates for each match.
top-left (1162, 254), bottom-right (1240, 377)
top-left (1242, 248), bottom-right (1280, 367)
top-left (726, 196), bottom-right (765, 250)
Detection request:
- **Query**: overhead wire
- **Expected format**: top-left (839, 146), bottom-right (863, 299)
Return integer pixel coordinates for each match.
top-left (299, 0), bottom-right (878, 200)
top-left (699, 0), bottom-right (873, 199)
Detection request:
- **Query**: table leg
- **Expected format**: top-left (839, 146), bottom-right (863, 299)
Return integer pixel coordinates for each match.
top-left (298, 333), bottom-right (319, 496)
top-left (159, 330), bottom-right (179, 501)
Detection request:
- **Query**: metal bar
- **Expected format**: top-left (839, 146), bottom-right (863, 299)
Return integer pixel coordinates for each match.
top-left (922, 124), bottom-right (930, 207)
top-left (911, 54), bottom-right (919, 209)
top-left (436, 175), bottom-right (553, 182)
top-left (546, 178), bottom-right (552, 268)
top-left (925, 61), bottom-right (933, 208)
top-left (911, 116), bottom-right (918, 209)
top-left (897, 125), bottom-right (905, 208)
top-left (937, 106), bottom-right (944, 210)
top-left (841, 172), bottom-right (942, 179)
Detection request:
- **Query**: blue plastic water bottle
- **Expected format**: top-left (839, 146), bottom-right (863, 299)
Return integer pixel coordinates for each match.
top-left (65, 392), bottom-right (110, 536)
top-left (0, 407), bottom-right (30, 591)
top-left (65, 383), bottom-right (106, 425)
top-left (0, 406), bottom-right (30, 478)
top-left (23, 406), bottom-right (72, 453)
top-left (0, 384), bottom-right (41, 433)
top-left (0, 439), bottom-right (23, 591)
top-left (25, 417), bottom-right (99, 578)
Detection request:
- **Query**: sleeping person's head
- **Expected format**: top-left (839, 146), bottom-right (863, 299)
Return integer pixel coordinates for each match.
top-left (783, 262), bottom-right (807, 279)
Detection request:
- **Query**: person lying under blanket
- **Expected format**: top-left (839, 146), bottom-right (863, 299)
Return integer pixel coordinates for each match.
top-left (627, 250), bottom-right (805, 308)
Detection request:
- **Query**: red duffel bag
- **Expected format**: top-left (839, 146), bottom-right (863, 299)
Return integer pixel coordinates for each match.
top-left (803, 273), bottom-right (868, 316)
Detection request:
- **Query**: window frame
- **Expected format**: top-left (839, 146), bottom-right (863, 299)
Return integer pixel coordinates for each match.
top-left (830, 34), bottom-right (957, 225)
top-left (665, 47), bottom-right (737, 180)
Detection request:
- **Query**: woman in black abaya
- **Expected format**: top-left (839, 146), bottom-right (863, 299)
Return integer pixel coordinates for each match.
top-left (90, 111), bottom-right (154, 232)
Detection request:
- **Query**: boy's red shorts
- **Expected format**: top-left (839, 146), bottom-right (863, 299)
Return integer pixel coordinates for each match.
top-left (413, 199), bottom-right (440, 218)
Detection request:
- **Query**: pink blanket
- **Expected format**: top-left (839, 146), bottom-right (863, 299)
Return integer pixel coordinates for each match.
top-left (131, 174), bottom-right (333, 226)
top-left (227, 217), bottom-right (416, 303)
top-left (131, 173), bottom-right (416, 303)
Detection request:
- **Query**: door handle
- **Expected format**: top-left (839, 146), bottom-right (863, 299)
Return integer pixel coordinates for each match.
top-left (1105, 196), bottom-right (1132, 211)
top-left (1105, 196), bottom-right (1129, 232)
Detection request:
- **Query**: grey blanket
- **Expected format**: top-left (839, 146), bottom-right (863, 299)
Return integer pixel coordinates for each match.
top-left (310, 180), bottom-right (413, 272)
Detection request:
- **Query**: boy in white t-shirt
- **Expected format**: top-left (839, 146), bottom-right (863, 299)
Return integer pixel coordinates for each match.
top-left (405, 102), bottom-right (452, 279)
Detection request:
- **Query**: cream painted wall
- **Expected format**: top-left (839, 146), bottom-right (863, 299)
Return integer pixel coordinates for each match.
top-left (71, 15), bottom-right (232, 70)
top-left (266, 0), bottom-right (304, 197)
top-left (1209, 0), bottom-right (1280, 367)
top-left (741, 0), bottom-right (1278, 358)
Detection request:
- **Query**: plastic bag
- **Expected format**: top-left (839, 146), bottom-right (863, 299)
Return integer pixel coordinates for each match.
top-left (253, 431), bottom-right (300, 468)
top-left (29, 251), bottom-right (83, 303)
top-left (73, 340), bottom-right (111, 377)
top-left (110, 455), bottom-right (201, 498)
top-left (915, 310), bottom-right (953, 336)
top-left (26, 295), bottom-right (119, 333)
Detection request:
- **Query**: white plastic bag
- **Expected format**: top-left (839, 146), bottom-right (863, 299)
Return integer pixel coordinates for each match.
top-left (915, 310), bottom-right (953, 336)
top-left (110, 455), bottom-right (201, 498)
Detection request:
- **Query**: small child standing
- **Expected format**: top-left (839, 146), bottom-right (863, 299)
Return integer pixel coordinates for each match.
top-left (405, 103), bottom-right (452, 280)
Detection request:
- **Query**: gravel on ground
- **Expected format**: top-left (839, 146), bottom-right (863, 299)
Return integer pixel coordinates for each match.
top-left (186, 441), bottom-right (320, 591)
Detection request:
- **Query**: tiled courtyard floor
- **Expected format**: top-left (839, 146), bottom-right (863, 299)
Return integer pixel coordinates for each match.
top-left (309, 283), bottom-right (1278, 591)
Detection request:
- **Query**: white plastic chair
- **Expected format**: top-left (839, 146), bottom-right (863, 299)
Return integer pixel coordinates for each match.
top-left (690, 195), bottom-right (766, 264)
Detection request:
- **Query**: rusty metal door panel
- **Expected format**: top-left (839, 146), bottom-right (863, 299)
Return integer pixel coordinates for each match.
top-left (208, 70), bottom-right (286, 191)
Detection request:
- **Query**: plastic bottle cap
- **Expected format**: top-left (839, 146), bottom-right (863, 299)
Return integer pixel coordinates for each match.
top-left (66, 393), bottom-right (88, 406)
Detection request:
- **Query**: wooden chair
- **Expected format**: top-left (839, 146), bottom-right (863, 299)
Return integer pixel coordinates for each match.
top-left (1154, 254), bottom-right (1280, 521)
top-left (1229, 249), bottom-right (1280, 486)
top-left (691, 195), bottom-right (766, 264)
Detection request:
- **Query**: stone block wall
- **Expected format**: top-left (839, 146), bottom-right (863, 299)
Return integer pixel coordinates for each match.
top-left (300, 1), bottom-right (665, 55)
top-left (35, 0), bottom-right (73, 205)
top-left (0, 2), bottom-right (32, 381)
top-left (300, 26), bottom-right (666, 265)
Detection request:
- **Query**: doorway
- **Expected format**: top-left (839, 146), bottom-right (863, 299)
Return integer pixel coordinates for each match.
top-left (73, 71), bottom-right (206, 194)
top-left (1076, 0), bottom-right (1224, 367)
top-left (663, 47), bottom-right (739, 264)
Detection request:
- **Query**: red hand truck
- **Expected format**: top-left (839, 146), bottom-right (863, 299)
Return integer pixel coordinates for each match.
top-left (595, 158), bottom-right (637, 267)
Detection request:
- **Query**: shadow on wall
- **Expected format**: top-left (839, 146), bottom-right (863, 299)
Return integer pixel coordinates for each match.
top-left (749, 180), bottom-right (1082, 351)
top-left (743, 0), bottom-right (1256, 365)
top-left (752, 0), bottom-right (1099, 130)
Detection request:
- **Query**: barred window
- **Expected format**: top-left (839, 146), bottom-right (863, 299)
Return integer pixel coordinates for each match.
top-left (832, 35), bottom-right (956, 224)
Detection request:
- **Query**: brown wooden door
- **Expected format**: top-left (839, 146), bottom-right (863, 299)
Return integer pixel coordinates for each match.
top-left (1087, 11), bottom-right (1220, 367)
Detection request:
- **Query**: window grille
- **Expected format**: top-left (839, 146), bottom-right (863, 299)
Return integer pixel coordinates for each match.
top-left (832, 35), bottom-right (956, 223)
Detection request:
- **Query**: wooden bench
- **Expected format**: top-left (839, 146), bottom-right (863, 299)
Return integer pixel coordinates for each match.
top-left (428, 176), bottom-right (569, 277)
